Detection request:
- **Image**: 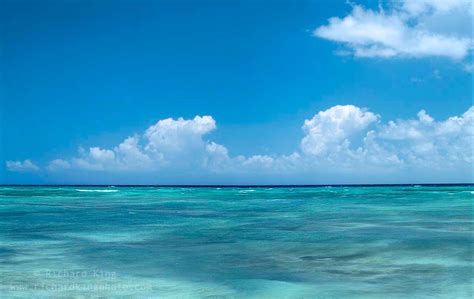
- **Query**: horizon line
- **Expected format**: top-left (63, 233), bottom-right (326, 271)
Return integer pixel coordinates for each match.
top-left (1, 183), bottom-right (473, 188)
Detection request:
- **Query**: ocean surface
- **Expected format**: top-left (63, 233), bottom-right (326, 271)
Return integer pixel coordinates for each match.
top-left (0, 185), bottom-right (472, 298)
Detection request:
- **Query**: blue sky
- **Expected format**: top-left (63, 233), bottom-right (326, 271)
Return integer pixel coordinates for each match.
top-left (1, 0), bottom-right (472, 184)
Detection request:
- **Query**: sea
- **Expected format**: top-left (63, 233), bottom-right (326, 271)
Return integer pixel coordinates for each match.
top-left (0, 185), bottom-right (472, 298)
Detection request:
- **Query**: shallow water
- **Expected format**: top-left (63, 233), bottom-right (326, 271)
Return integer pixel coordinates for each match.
top-left (0, 185), bottom-right (472, 298)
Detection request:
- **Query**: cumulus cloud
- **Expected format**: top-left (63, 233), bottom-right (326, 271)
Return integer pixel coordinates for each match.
top-left (7, 105), bottom-right (473, 182)
top-left (67, 116), bottom-right (217, 172)
top-left (314, 0), bottom-right (472, 60)
top-left (294, 105), bottom-right (472, 173)
top-left (301, 105), bottom-right (379, 156)
top-left (376, 106), bottom-right (474, 168)
top-left (144, 115), bottom-right (216, 164)
top-left (6, 160), bottom-right (39, 172)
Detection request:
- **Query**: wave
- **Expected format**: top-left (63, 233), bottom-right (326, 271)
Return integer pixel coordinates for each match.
top-left (239, 189), bottom-right (256, 193)
top-left (75, 189), bottom-right (119, 193)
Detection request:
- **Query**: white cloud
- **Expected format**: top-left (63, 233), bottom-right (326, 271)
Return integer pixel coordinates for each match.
top-left (241, 155), bottom-right (276, 169)
top-left (114, 136), bottom-right (153, 169)
top-left (206, 142), bottom-right (229, 157)
top-left (58, 116), bottom-right (219, 172)
top-left (314, 1), bottom-right (472, 60)
top-left (297, 105), bottom-right (472, 172)
top-left (145, 115), bottom-right (215, 155)
top-left (301, 105), bottom-right (378, 156)
top-left (6, 160), bottom-right (39, 172)
top-left (89, 147), bottom-right (115, 161)
top-left (47, 159), bottom-right (71, 171)
top-left (375, 106), bottom-right (474, 167)
top-left (9, 105), bottom-right (473, 183)
top-left (400, 0), bottom-right (472, 16)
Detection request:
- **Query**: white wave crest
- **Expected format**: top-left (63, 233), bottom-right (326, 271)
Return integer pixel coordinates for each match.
top-left (239, 189), bottom-right (256, 193)
top-left (76, 189), bottom-right (119, 193)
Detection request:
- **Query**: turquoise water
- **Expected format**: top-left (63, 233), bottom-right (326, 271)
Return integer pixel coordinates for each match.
top-left (0, 185), bottom-right (472, 298)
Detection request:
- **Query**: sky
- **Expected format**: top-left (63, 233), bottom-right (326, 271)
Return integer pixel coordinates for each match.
top-left (1, 0), bottom-right (472, 184)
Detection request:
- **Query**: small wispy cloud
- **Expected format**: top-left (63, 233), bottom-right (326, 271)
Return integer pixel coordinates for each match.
top-left (6, 160), bottom-right (40, 172)
top-left (463, 63), bottom-right (474, 73)
top-left (47, 159), bottom-right (71, 172)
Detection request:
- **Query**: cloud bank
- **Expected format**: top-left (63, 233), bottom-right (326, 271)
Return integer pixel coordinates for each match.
top-left (6, 105), bottom-right (473, 183)
top-left (314, 0), bottom-right (473, 60)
